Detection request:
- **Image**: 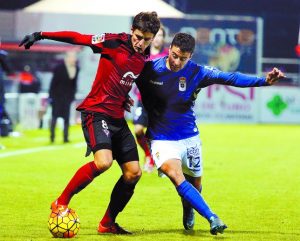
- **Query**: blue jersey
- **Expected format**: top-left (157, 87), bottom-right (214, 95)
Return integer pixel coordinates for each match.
top-left (135, 57), bottom-right (268, 140)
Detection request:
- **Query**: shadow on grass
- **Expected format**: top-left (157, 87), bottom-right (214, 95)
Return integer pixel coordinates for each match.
top-left (79, 227), bottom-right (300, 240)
top-left (225, 230), bottom-right (300, 236)
top-left (79, 228), bottom-right (228, 238)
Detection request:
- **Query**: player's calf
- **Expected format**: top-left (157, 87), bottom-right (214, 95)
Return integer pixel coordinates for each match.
top-left (183, 206), bottom-right (194, 230)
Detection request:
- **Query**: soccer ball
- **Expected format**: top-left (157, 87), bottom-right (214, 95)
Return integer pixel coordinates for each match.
top-left (48, 208), bottom-right (80, 238)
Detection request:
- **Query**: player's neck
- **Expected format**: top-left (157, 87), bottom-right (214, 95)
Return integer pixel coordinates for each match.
top-left (166, 58), bottom-right (171, 70)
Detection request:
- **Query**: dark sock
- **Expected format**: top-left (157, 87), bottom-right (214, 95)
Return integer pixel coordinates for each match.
top-left (100, 176), bottom-right (137, 226)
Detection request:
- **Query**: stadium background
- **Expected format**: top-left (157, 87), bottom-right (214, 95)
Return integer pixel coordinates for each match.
top-left (0, 0), bottom-right (300, 130)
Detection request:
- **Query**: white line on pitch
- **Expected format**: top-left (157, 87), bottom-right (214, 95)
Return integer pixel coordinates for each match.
top-left (0, 142), bottom-right (86, 159)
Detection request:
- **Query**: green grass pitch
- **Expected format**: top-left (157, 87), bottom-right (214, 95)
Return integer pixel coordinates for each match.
top-left (0, 123), bottom-right (299, 241)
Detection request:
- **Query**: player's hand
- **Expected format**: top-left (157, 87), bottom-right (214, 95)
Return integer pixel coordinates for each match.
top-left (265, 67), bottom-right (286, 85)
top-left (19, 32), bottom-right (43, 49)
top-left (123, 95), bottom-right (134, 112)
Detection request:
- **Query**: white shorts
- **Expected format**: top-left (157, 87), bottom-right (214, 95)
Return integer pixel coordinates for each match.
top-left (150, 135), bottom-right (203, 177)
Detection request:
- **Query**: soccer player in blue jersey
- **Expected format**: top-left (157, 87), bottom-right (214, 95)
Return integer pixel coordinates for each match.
top-left (135, 33), bottom-right (285, 235)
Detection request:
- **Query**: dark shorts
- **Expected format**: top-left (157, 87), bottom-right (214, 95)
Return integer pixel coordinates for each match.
top-left (81, 112), bottom-right (139, 164)
top-left (133, 101), bottom-right (148, 126)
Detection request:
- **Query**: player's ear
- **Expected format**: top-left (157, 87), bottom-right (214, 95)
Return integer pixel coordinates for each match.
top-left (130, 27), bottom-right (134, 35)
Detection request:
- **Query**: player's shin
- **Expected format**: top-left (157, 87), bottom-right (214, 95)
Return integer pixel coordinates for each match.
top-left (57, 161), bottom-right (101, 205)
top-left (100, 176), bottom-right (137, 226)
top-left (181, 176), bottom-right (202, 230)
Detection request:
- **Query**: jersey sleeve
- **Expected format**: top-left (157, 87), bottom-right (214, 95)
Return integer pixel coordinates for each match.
top-left (200, 65), bottom-right (269, 88)
top-left (41, 31), bottom-right (93, 46)
top-left (90, 33), bottom-right (127, 54)
top-left (135, 62), bottom-right (149, 92)
top-left (135, 61), bottom-right (155, 111)
top-left (41, 31), bottom-right (122, 54)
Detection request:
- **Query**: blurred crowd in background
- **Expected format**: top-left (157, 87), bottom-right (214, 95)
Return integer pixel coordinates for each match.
top-left (1, 0), bottom-right (300, 138)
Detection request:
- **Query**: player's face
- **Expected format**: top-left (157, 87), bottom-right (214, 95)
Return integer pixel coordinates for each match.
top-left (131, 29), bottom-right (155, 54)
top-left (167, 45), bottom-right (192, 72)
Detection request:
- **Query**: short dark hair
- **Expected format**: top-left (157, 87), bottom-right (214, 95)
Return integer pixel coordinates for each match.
top-left (171, 33), bottom-right (195, 53)
top-left (132, 11), bottom-right (161, 35)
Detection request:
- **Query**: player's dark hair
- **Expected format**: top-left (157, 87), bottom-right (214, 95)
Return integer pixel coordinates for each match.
top-left (171, 33), bottom-right (195, 53)
top-left (132, 11), bottom-right (161, 35)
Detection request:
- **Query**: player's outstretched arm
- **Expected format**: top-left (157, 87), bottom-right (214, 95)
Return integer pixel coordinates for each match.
top-left (19, 32), bottom-right (43, 49)
top-left (265, 67), bottom-right (286, 85)
top-left (19, 31), bottom-right (92, 50)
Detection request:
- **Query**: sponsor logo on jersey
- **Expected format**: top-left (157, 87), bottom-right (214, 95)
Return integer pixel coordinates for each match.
top-left (92, 34), bottom-right (105, 44)
top-left (179, 77), bottom-right (186, 91)
top-left (120, 72), bottom-right (139, 87)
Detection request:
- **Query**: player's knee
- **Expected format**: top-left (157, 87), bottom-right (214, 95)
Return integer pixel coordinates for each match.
top-left (93, 158), bottom-right (113, 172)
top-left (161, 168), bottom-right (184, 186)
top-left (123, 168), bottom-right (142, 184)
top-left (165, 169), bottom-right (179, 179)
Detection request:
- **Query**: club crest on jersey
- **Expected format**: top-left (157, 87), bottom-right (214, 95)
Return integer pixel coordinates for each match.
top-left (120, 71), bottom-right (139, 87)
top-left (92, 34), bottom-right (105, 44)
top-left (179, 77), bottom-right (186, 91)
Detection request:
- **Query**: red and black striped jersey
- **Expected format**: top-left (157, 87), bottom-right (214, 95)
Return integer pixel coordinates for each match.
top-left (42, 31), bottom-right (147, 118)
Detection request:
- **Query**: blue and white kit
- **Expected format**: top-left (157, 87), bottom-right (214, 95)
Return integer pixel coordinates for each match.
top-left (136, 56), bottom-right (268, 174)
top-left (136, 56), bottom-right (268, 141)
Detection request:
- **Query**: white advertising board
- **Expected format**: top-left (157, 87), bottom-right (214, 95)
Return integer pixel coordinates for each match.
top-left (195, 85), bottom-right (259, 123)
top-left (258, 86), bottom-right (300, 124)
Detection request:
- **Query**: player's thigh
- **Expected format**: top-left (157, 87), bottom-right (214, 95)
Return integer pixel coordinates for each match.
top-left (150, 140), bottom-right (184, 168)
top-left (112, 122), bottom-right (139, 165)
top-left (93, 149), bottom-right (113, 171)
top-left (181, 135), bottom-right (203, 178)
top-left (159, 158), bottom-right (185, 185)
top-left (81, 112), bottom-right (113, 157)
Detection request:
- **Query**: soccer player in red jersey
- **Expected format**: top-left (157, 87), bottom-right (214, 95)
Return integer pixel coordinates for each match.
top-left (19, 12), bottom-right (161, 234)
